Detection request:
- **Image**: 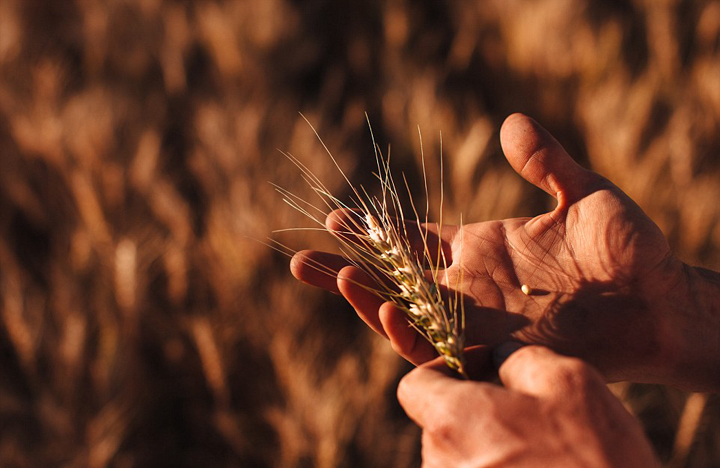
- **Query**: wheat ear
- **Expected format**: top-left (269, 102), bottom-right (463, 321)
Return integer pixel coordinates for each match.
top-left (275, 115), bottom-right (467, 378)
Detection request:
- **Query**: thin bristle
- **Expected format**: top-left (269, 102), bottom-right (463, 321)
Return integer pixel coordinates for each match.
top-left (278, 120), bottom-right (467, 377)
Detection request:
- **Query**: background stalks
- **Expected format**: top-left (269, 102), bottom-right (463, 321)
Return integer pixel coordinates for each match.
top-left (1, 1), bottom-right (719, 467)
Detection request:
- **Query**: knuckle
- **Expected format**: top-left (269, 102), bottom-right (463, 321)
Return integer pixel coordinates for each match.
top-left (552, 357), bottom-right (604, 395)
top-left (557, 357), bottom-right (587, 378)
top-left (396, 369), bottom-right (431, 406)
top-left (423, 386), bottom-right (478, 438)
top-left (396, 373), bottom-right (415, 404)
top-left (424, 411), bottom-right (456, 441)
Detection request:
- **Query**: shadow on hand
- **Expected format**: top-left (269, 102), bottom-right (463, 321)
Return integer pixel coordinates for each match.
top-left (518, 279), bottom-right (659, 378)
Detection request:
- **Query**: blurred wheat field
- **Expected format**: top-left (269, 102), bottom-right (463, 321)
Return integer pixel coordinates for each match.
top-left (1, 0), bottom-right (720, 467)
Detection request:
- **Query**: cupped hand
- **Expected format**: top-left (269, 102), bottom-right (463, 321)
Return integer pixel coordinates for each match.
top-left (397, 345), bottom-right (660, 468)
top-left (291, 113), bottom-right (695, 386)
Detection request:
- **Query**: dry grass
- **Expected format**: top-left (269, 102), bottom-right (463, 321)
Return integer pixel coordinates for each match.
top-left (1, 0), bottom-right (719, 467)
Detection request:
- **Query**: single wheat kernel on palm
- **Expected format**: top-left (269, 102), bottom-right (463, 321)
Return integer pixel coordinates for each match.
top-left (275, 115), bottom-right (467, 378)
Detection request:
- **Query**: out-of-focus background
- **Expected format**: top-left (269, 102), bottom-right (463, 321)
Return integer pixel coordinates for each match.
top-left (1, 0), bottom-right (720, 467)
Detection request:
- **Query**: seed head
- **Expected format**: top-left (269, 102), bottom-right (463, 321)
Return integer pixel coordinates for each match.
top-left (277, 115), bottom-right (468, 377)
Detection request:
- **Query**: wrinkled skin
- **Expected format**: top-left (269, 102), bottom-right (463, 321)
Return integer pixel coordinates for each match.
top-left (398, 346), bottom-right (660, 468)
top-left (291, 113), bottom-right (720, 390)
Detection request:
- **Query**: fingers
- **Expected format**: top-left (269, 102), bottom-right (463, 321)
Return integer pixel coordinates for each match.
top-left (290, 250), bottom-right (350, 294)
top-left (379, 302), bottom-right (437, 365)
top-left (292, 250), bottom-right (440, 364)
top-left (397, 348), bottom-right (497, 427)
top-left (325, 208), bottom-right (367, 244)
top-left (396, 362), bottom-right (449, 429)
top-left (337, 271), bottom-right (438, 365)
top-left (498, 345), bottom-right (605, 399)
top-left (326, 208), bottom-right (458, 265)
top-left (499, 113), bottom-right (600, 206)
top-left (337, 265), bottom-right (388, 337)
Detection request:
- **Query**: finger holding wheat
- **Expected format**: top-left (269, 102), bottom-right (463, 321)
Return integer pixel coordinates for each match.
top-left (290, 113), bottom-right (700, 389)
top-left (275, 115), bottom-right (469, 377)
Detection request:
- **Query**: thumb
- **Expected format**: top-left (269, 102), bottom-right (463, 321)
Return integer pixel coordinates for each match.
top-left (498, 345), bottom-right (605, 400)
top-left (500, 113), bottom-right (599, 206)
top-left (397, 347), bottom-right (496, 427)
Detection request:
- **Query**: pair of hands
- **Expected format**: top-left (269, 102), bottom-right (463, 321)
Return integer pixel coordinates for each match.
top-left (291, 113), bottom-right (718, 466)
top-left (399, 345), bottom-right (659, 468)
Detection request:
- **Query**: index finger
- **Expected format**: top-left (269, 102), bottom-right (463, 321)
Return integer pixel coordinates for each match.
top-left (499, 346), bottom-right (605, 400)
top-left (290, 250), bottom-right (351, 294)
top-left (397, 347), bottom-right (499, 427)
top-left (325, 208), bottom-right (459, 265)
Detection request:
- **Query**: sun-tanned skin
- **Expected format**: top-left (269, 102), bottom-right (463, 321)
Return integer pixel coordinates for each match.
top-left (290, 113), bottom-right (720, 467)
top-left (398, 346), bottom-right (661, 468)
top-left (292, 113), bottom-right (720, 391)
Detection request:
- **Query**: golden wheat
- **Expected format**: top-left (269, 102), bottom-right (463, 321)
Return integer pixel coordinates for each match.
top-left (3, 1), bottom-right (720, 466)
top-left (275, 116), bottom-right (467, 377)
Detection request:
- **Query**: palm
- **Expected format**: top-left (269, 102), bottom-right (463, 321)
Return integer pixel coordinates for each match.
top-left (448, 182), bottom-right (679, 379)
top-left (291, 114), bottom-right (685, 382)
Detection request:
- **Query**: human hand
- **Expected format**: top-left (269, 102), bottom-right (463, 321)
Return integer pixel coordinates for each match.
top-left (398, 345), bottom-right (660, 468)
top-left (291, 113), bottom-right (720, 390)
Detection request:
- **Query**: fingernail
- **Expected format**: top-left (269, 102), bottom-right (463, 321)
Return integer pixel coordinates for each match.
top-left (492, 341), bottom-right (525, 369)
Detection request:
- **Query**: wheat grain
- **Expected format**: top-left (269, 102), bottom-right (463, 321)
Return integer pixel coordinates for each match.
top-left (276, 115), bottom-right (467, 378)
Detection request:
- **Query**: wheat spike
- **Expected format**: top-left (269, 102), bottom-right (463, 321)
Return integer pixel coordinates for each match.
top-left (276, 115), bottom-right (467, 377)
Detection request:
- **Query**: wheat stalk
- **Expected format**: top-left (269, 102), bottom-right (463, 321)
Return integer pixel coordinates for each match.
top-left (275, 115), bottom-right (467, 378)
